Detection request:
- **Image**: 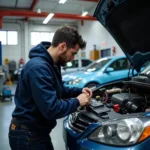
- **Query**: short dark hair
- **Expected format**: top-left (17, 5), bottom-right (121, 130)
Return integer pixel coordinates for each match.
top-left (51, 26), bottom-right (86, 50)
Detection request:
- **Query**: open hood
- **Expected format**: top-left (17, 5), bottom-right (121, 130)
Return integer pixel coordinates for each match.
top-left (94, 0), bottom-right (150, 72)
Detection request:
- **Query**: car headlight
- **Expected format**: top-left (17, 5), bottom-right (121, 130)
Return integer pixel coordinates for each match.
top-left (68, 78), bottom-right (82, 85)
top-left (88, 118), bottom-right (149, 146)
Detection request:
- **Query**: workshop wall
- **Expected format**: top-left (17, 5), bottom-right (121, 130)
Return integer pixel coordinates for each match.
top-left (1, 22), bottom-right (22, 68)
top-left (78, 20), bottom-right (124, 58)
top-left (1, 20), bottom-right (125, 68)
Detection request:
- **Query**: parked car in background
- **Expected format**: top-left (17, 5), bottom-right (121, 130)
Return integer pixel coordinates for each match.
top-left (63, 0), bottom-right (150, 150)
top-left (63, 56), bottom-right (130, 89)
top-left (61, 58), bottom-right (93, 75)
top-left (12, 58), bottom-right (93, 81)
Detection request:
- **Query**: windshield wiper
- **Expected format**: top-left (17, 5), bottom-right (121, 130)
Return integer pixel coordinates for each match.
top-left (139, 73), bottom-right (150, 78)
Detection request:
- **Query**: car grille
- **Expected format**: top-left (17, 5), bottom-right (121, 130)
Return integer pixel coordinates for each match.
top-left (69, 111), bottom-right (97, 133)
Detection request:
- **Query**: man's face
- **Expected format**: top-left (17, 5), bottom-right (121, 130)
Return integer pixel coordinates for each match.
top-left (58, 43), bottom-right (79, 66)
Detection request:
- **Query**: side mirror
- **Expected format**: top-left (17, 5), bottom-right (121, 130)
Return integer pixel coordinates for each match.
top-left (105, 67), bottom-right (114, 73)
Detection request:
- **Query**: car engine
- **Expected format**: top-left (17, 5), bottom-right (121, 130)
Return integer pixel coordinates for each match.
top-left (69, 75), bottom-right (150, 132)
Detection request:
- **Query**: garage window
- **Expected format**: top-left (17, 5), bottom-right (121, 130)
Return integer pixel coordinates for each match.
top-left (8, 31), bottom-right (18, 45)
top-left (31, 32), bottom-right (54, 45)
top-left (0, 31), bottom-right (18, 45)
top-left (0, 31), bottom-right (6, 45)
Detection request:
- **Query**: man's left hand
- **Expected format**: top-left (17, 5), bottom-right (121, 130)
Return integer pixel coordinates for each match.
top-left (82, 87), bottom-right (93, 99)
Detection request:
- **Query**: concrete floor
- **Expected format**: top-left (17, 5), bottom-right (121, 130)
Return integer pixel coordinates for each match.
top-left (0, 84), bottom-right (66, 150)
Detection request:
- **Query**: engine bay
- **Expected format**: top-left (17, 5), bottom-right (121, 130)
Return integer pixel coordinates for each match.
top-left (69, 75), bottom-right (150, 132)
top-left (91, 75), bottom-right (150, 114)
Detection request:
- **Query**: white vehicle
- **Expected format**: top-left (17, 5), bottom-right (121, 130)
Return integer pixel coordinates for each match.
top-left (61, 58), bottom-right (93, 75)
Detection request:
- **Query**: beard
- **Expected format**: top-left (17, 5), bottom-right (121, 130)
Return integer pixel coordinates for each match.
top-left (58, 54), bottom-right (68, 66)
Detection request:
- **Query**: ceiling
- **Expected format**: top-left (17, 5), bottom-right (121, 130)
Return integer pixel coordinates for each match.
top-left (0, 0), bottom-right (98, 26)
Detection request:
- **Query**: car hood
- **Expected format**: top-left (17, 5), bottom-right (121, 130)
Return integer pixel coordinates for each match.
top-left (94, 0), bottom-right (150, 72)
top-left (62, 71), bottom-right (97, 82)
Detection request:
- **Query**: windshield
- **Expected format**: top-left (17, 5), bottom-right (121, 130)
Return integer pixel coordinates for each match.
top-left (86, 58), bottom-right (111, 72)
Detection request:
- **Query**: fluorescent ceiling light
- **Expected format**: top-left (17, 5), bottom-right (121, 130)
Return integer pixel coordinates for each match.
top-left (59, 0), bottom-right (67, 4)
top-left (82, 11), bottom-right (88, 16)
top-left (43, 13), bottom-right (54, 24)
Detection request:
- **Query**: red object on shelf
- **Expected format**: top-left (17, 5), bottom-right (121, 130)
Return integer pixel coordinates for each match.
top-left (19, 58), bottom-right (24, 65)
top-left (19, 58), bottom-right (24, 68)
top-left (112, 46), bottom-right (116, 53)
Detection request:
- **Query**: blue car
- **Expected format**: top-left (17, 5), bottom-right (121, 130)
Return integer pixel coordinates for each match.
top-left (63, 56), bottom-right (130, 89)
top-left (63, 0), bottom-right (150, 150)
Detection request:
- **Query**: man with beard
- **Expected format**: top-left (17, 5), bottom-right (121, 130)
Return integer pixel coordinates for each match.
top-left (8, 26), bottom-right (92, 150)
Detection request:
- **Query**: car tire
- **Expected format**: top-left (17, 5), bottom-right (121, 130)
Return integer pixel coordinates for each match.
top-left (86, 83), bottom-right (99, 89)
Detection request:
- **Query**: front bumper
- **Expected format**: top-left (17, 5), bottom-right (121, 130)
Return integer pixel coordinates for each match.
top-left (63, 117), bottom-right (150, 150)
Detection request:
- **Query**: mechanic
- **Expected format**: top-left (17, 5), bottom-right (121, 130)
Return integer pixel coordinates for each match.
top-left (8, 26), bottom-right (92, 150)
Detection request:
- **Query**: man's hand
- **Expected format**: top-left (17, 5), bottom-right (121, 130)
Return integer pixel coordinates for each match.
top-left (82, 87), bottom-right (93, 99)
top-left (77, 93), bottom-right (91, 106)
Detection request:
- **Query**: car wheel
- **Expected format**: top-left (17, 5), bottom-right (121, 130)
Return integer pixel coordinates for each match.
top-left (86, 83), bottom-right (99, 89)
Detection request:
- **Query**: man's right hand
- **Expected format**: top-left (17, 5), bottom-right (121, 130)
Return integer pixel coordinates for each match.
top-left (77, 93), bottom-right (91, 106)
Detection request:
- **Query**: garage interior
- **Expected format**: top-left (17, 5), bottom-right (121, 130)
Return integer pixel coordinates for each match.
top-left (0, 0), bottom-right (126, 150)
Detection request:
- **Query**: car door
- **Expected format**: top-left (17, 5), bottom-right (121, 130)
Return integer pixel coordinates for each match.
top-left (102, 58), bottom-right (129, 83)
